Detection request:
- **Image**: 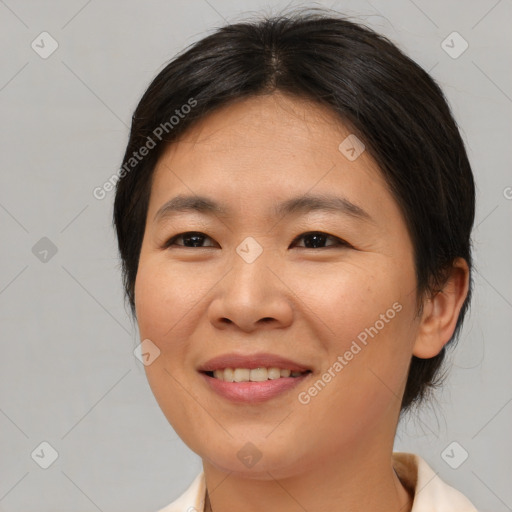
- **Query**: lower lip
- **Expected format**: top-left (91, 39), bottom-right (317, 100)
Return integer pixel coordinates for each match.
top-left (200, 372), bottom-right (311, 403)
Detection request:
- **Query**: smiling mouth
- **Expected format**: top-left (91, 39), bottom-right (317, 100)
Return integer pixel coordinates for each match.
top-left (203, 368), bottom-right (312, 382)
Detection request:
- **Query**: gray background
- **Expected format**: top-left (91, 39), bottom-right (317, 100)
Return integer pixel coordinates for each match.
top-left (0, 0), bottom-right (511, 511)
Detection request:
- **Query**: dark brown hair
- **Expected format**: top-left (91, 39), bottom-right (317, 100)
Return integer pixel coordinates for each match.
top-left (113, 7), bottom-right (475, 413)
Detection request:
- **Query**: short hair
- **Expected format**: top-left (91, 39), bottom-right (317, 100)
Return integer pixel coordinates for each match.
top-left (113, 7), bottom-right (475, 413)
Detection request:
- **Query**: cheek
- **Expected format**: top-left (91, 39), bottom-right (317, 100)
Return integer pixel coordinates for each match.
top-left (291, 262), bottom-right (416, 412)
top-left (292, 262), bottom-right (405, 343)
top-left (134, 259), bottom-right (203, 442)
top-left (134, 258), bottom-right (198, 342)
top-left (134, 265), bottom-right (167, 340)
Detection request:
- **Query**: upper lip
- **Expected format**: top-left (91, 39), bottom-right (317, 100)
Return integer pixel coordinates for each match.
top-left (197, 352), bottom-right (312, 373)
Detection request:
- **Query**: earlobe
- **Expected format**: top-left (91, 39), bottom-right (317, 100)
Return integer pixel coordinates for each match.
top-left (412, 258), bottom-right (470, 359)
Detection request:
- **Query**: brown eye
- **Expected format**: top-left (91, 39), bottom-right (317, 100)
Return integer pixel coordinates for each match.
top-left (164, 232), bottom-right (217, 248)
top-left (164, 231), bottom-right (351, 250)
top-left (291, 232), bottom-right (351, 249)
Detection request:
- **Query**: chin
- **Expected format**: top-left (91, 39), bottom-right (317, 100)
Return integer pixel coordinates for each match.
top-left (202, 443), bottom-right (312, 480)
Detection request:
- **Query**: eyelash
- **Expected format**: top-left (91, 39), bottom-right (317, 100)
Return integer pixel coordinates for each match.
top-left (163, 231), bottom-right (352, 250)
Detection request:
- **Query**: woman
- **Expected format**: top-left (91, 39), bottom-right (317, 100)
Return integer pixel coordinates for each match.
top-left (113, 8), bottom-right (478, 512)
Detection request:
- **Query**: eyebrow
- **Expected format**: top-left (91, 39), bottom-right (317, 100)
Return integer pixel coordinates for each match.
top-left (153, 193), bottom-right (373, 224)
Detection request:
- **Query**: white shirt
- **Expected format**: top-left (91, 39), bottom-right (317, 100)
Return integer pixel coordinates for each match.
top-left (156, 452), bottom-right (478, 512)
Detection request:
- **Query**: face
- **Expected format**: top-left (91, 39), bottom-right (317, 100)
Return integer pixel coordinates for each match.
top-left (134, 92), bottom-right (422, 478)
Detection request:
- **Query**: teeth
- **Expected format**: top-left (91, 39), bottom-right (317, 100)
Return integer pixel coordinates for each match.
top-left (268, 368), bottom-right (282, 379)
top-left (209, 367), bottom-right (306, 382)
top-left (213, 369), bottom-right (225, 381)
top-left (234, 368), bottom-right (250, 382)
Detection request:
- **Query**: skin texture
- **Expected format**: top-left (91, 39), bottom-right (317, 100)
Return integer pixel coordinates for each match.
top-left (134, 92), bottom-right (469, 512)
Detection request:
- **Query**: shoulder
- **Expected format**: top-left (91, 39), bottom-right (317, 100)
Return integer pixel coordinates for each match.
top-left (393, 452), bottom-right (479, 511)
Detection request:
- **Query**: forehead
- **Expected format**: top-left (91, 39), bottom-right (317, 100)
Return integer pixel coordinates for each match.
top-left (167, 92), bottom-right (358, 155)
top-left (148, 92), bottom-right (400, 229)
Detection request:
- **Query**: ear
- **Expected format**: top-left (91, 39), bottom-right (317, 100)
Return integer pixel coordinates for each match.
top-left (413, 258), bottom-right (470, 359)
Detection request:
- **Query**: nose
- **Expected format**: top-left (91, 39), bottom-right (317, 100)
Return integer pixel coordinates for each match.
top-left (207, 249), bottom-right (294, 333)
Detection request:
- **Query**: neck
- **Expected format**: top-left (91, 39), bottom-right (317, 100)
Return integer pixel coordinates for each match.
top-left (202, 445), bottom-right (413, 512)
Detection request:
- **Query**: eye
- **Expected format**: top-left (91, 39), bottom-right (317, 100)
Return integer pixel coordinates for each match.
top-left (290, 231), bottom-right (351, 249)
top-left (163, 231), bottom-right (351, 250)
top-left (163, 231), bottom-right (217, 248)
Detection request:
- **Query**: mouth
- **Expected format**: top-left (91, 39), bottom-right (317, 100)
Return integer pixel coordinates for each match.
top-left (201, 367), bottom-right (312, 382)
top-left (199, 367), bottom-right (313, 403)
top-left (197, 352), bottom-right (313, 402)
